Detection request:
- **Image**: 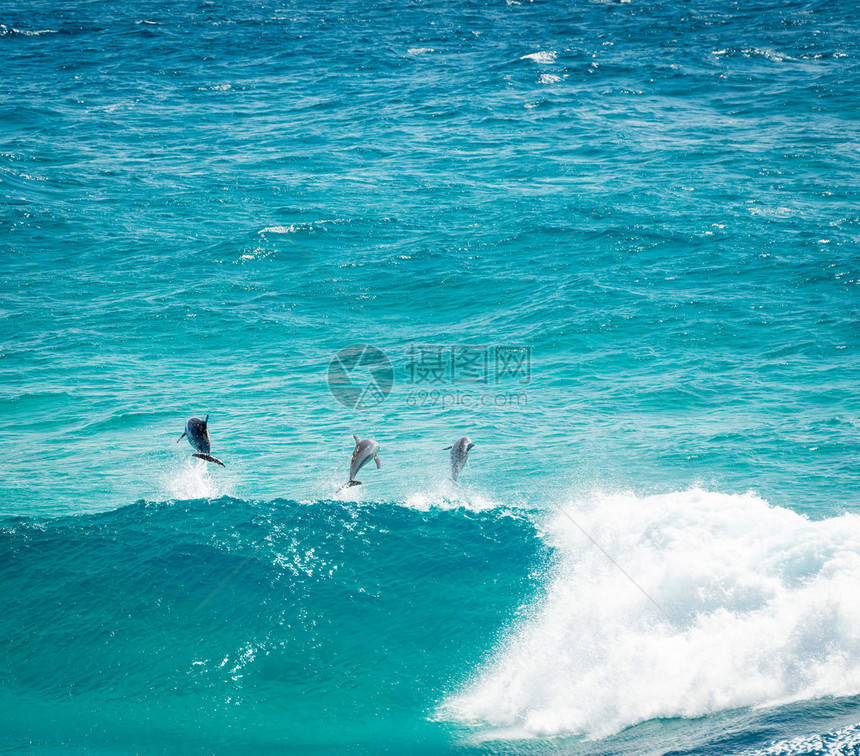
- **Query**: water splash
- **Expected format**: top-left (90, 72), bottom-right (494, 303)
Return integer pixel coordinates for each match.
top-left (161, 457), bottom-right (237, 500)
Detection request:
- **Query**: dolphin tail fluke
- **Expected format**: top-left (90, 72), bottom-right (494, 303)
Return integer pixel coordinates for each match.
top-left (177, 431), bottom-right (187, 443)
top-left (192, 453), bottom-right (225, 467)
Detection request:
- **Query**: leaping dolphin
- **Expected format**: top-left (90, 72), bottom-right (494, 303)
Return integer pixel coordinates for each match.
top-left (445, 436), bottom-right (474, 482)
top-left (342, 435), bottom-right (380, 489)
top-left (177, 415), bottom-right (225, 467)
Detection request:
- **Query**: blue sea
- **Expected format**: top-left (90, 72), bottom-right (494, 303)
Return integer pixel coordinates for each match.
top-left (2, 0), bottom-right (859, 752)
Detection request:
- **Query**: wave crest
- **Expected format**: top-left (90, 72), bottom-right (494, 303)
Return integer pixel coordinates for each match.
top-left (440, 488), bottom-right (860, 740)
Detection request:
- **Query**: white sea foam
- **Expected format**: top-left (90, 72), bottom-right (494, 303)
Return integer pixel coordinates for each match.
top-left (439, 488), bottom-right (860, 741)
top-left (712, 47), bottom-right (790, 62)
top-left (749, 206), bottom-right (795, 218)
top-left (407, 47), bottom-right (434, 56)
top-left (749, 47), bottom-right (789, 62)
top-left (538, 73), bottom-right (562, 84)
top-left (404, 481), bottom-right (502, 512)
top-left (258, 219), bottom-right (348, 235)
top-left (520, 51), bottom-right (556, 65)
top-left (0, 25), bottom-right (59, 36)
top-left (258, 224), bottom-right (301, 234)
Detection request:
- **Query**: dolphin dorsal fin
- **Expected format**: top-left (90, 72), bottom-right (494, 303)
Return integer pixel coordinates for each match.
top-left (204, 414), bottom-right (209, 425)
top-left (353, 435), bottom-right (361, 447)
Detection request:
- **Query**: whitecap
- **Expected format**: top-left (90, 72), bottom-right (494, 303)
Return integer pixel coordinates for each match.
top-left (749, 206), bottom-right (794, 218)
top-left (258, 225), bottom-right (300, 234)
top-left (1, 25), bottom-right (59, 36)
top-left (440, 488), bottom-right (860, 740)
top-left (520, 51), bottom-right (556, 65)
top-left (258, 219), bottom-right (348, 235)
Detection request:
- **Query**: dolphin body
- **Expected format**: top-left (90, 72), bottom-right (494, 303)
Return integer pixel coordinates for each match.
top-left (445, 436), bottom-right (474, 482)
top-left (177, 415), bottom-right (225, 467)
top-left (343, 435), bottom-right (380, 488)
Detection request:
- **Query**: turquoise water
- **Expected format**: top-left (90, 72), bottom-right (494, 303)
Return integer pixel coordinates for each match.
top-left (1, 0), bottom-right (859, 752)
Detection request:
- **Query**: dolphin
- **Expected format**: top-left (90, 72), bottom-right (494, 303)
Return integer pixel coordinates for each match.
top-left (444, 436), bottom-right (474, 482)
top-left (342, 435), bottom-right (380, 488)
top-left (176, 415), bottom-right (225, 467)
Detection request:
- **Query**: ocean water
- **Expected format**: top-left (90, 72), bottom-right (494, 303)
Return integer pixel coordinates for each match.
top-left (1, 0), bottom-right (859, 752)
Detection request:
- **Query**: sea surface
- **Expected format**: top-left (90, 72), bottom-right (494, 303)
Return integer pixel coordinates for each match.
top-left (1, 0), bottom-right (859, 752)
